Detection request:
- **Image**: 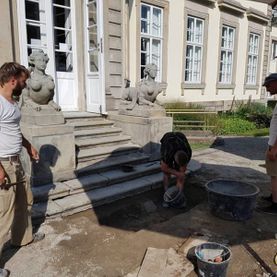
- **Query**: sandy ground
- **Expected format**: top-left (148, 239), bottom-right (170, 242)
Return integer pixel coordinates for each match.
top-left (1, 136), bottom-right (277, 277)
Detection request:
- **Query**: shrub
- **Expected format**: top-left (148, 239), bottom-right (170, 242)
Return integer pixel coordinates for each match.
top-left (214, 116), bottom-right (256, 135)
top-left (234, 103), bottom-right (273, 128)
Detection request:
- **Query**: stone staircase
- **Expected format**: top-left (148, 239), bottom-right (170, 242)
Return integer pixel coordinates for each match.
top-left (31, 112), bottom-right (163, 219)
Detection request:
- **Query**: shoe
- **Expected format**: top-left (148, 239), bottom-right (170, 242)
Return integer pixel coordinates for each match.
top-left (31, 232), bottom-right (45, 244)
top-left (0, 269), bottom-right (10, 277)
top-left (11, 232), bottom-right (45, 248)
top-left (258, 203), bottom-right (277, 215)
top-left (261, 194), bottom-right (272, 202)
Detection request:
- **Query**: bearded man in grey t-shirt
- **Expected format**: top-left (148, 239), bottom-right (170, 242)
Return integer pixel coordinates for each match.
top-left (0, 63), bottom-right (45, 277)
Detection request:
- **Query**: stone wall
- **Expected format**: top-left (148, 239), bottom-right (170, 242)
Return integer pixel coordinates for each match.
top-left (104, 0), bottom-right (124, 111)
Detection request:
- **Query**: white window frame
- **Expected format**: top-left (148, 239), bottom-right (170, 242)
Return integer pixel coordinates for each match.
top-left (219, 25), bottom-right (235, 84)
top-left (184, 16), bottom-right (204, 84)
top-left (140, 3), bottom-right (163, 81)
top-left (272, 40), bottom-right (277, 60)
top-left (246, 33), bottom-right (260, 85)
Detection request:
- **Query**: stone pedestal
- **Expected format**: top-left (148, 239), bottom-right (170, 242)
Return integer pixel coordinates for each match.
top-left (21, 106), bottom-right (65, 125)
top-left (20, 112), bottom-right (76, 186)
top-left (118, 104), bottom-right (166, 118)
top-left (109, 112), bottom-right (173, 160)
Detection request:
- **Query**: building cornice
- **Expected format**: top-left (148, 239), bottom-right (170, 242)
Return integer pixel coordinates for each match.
top-left (246, 7), bottom-right (270, 24)
top-left (218, 0), bottom-right (247, 14)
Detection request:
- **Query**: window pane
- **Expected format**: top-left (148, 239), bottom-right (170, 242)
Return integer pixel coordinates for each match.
top-left (53, 6), bottom-right (71, 28)
top-left (55, 52), bottom-right (73, 72)
top-left (88, 2), bottom-right (97, 26)
top-left (141, 66), bottom-right (145, 79)
top-left (152, 39), bottom-right (161, 67)
top-left (141, 5), bottom-right (150, 34)
top-left (141, 37), bottom-right (150, 65)
top-left (195, 19), bottom-right (203, 43)
top-left (141, 5), bottom-right (150, 19)
top-left (53, 0), bottom-right (71, 6)
top-left (88, 26), bottom-right (97, 49)
top-left (152, 8), bottom-right (161, 36)
top-left (27, 25), bottom-right (41, 45)
top-left (54, 29), bottom-right (72, 50)
top-left (26, 1), bottom-right (40, 21)
top-left (187, 17), bottom-right (194, 42)
top-left (89, 51), bottom-right (98, 72)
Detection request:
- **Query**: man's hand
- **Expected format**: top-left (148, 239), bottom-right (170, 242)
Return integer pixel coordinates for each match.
top-left (0, 165), bottom-right (7, 189)
top-left (267, 146), bottom-right (277, 161)
top-left (27, 145), bottom-right (39, 161)
top-left (160, 161), bottom-right (170, 173)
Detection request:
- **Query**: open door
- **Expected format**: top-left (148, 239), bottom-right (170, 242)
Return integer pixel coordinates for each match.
top-left (84, 0), bottom-right (106, 113)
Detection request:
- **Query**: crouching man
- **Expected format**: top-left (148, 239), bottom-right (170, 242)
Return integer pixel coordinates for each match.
top-left (160, 132), bottom-right (192, 206)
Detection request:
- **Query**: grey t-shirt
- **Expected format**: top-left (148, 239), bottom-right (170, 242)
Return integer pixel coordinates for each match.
top-left (0, 95), bottom-right (22, 157)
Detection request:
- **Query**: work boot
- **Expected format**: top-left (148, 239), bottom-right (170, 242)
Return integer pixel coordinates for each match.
top-left (0, 269), bottom-right (10, 277)
top-left (258, 202), bottom-right (277, 215)
top-left (31, 232), bottom-right (45, 244)
top-left (261, 194), bottom-right (272, 202)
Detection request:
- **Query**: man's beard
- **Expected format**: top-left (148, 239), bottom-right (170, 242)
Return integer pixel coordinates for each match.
top-left (12, 83), bottom-right (24, 100)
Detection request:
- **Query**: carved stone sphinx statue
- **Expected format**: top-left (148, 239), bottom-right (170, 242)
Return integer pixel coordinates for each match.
top-left (121, 63), bottom-right (167, 111)
top-left (21, 49), bottom-right (61, 112)
top-left (20, 49), bottom-right (64, 125)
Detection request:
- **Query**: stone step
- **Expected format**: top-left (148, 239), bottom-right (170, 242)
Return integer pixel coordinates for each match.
top-left (68, 120), bottom-right (114, 131)
top-left (63, 111), bottom-right (101, 120)
top-left (76, 135), bottom-right (132, 150)
top-left (74, 127), bottom-right (122, 139)
top-left (31, 160), bottom-right (200, 219)
top-left (76, 152), bottom-right (150, 176)
top-left (32, 172), bottom-right (164, 219)
top-left (32, 161), bottom-right (161, 203)
top-left (77, 143), bottom-right (141, 163)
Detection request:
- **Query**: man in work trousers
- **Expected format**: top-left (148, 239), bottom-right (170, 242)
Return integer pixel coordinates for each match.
top-left (0, 63), bottom-right (45, 277)
top-left (260, 73), bottom-right (277, 215)
top-left (160, 132), bottom-right (192, 204)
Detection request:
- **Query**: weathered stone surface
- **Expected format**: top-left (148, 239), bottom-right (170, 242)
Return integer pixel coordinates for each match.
top-left (64, 174), bottom-right (109, 194)
top-left (137, 247), bottom-right (168, 277)
top-left (21, 106), bottom-right (64, 125)
top-left (119, 105), bottom-right (166, 118)
top-left (32, 200), bottom-right (63, 218)
top-left (110, 113), bottom-right (173, 160)
top-left (32, 182), bottom-right (71, 202)
top-left (21, 123), bottom-right (76, 186)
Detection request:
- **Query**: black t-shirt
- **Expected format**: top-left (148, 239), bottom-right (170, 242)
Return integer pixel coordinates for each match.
top-left (160, 132), bottom-right (192, 170)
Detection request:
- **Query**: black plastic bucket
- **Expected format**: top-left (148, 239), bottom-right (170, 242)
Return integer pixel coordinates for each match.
top-left (164, 186), bottom-right (186, 208)
top-left (195, 242), bottom-right (232, 277)
top-left (206, 179), bottom-right (260, 221)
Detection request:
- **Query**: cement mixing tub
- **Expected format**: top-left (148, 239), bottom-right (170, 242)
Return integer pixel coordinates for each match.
top-left (205, 180), bottom-right (260, 221)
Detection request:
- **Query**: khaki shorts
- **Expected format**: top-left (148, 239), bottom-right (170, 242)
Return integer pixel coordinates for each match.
top-left (266, 151), bottom-right (277, 176)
